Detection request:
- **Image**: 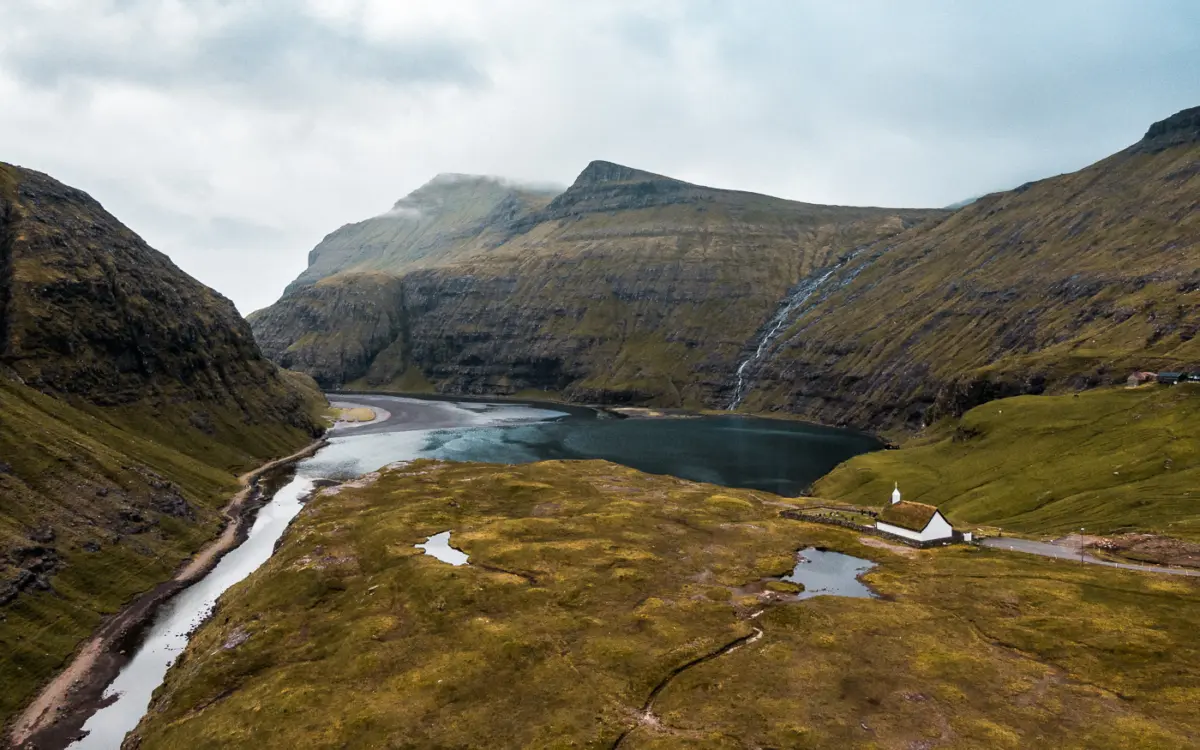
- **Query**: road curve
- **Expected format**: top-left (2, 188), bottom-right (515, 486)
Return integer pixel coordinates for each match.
top-left (980, 537), bottom-right (1200, 577)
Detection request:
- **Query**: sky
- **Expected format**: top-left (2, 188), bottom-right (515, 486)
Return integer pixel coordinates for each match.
top-left (1, 1), bottom-right (1197, 314)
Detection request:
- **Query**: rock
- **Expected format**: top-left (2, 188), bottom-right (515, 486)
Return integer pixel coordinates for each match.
top-left (0, 162), bottom-right (325, 432)
top-left (28, 527), bottom-right (55, 544)
top-left (222, 626), bottom-right (251, 650)
top-left (250, 107), bottom-right (1199, 434)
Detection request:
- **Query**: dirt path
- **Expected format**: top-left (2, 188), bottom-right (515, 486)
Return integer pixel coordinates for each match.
top-left (8, 438), bottom-right (327, 749)
top-left (858, 535), bottom-right (917, 557)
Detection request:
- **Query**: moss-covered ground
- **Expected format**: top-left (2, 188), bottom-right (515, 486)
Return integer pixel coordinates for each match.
top-left (815, 385), bottom-right (1200, 541)
top-left (131, 460), bottom-right (1199, 749)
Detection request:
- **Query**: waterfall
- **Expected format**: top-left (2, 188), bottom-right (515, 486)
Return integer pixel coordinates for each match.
top-left (726, 264), bottom-right (843, 411)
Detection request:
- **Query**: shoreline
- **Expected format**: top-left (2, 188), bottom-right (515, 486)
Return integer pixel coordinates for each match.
top-left (8, 438), bottom-right (328, 750)
top-left (325, 388), bottom-right (893, 445)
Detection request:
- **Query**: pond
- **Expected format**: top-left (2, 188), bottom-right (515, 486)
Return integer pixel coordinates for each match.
top-left (784, 546), bottom-right (878, 600)
top-left (415, 531), bottom-right (470, 566)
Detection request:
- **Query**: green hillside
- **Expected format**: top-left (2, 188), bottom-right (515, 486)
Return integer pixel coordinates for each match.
top-left (814, 385), bottom-right (1200, 540)
top-left (743, 106), bottom-right (1200, 430)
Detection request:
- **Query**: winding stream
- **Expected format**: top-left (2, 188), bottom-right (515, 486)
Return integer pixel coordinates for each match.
top-left (64, 395), bottom-right (881, 747)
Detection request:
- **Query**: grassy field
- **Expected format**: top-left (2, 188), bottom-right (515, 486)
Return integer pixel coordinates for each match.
top-left (130, 460), bottom-right (1199, 749)
top-left (814, 385), bottom-right (1200, 541)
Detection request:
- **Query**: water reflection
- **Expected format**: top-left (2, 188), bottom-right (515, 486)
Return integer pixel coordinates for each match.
top-left (783, 546), bottom-right (878, 600)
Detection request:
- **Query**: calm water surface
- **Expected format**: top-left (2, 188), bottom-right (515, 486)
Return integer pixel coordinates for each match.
top-left (71, 394), bottom-right (880, 747)
top-left (415, 531), bottom-right (470, 566)
top-left (308, 394), bottom-right (882, 496)
top-left (783, 546), bottom-right (879, 600)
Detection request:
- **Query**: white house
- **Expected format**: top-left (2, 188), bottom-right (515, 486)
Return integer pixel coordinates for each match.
top-left (875, 484), bottom-right (954, 543)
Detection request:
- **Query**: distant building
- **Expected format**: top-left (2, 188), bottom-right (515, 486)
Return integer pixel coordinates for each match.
top-left (876, 485), bottom-right (954, 542)
top-left (1127, 371), bottom-right (1158, 387)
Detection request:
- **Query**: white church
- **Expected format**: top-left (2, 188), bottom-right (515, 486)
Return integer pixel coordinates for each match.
top-left (875, 484), bottom-right (956, 543)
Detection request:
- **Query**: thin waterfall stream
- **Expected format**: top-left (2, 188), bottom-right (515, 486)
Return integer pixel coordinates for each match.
top-left (727, 264), bottom-right (841, 410)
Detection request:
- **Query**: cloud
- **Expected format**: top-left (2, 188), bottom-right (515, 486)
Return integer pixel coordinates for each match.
top-left (2, 0), bottom-right (485, 104)
top-left (0, 0), bottom-right (1196, 313)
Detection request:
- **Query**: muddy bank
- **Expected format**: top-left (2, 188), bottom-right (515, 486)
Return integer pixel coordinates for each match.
top-left (9, 439), bottom-right (326, 750)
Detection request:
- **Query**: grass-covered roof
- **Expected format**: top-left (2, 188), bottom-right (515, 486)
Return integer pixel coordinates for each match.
top-left (878, 501), bottom-right (941, 532)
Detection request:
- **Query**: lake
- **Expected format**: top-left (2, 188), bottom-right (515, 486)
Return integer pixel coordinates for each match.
top-left (308, 393), bottom-right (883, 497)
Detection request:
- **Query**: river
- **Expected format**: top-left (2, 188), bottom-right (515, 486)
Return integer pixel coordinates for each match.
top-left (66, 394), bottom-right (880, 748)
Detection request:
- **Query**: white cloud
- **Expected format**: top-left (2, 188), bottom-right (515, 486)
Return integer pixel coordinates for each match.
top-left (1, 0), bottom-right (1196, 313)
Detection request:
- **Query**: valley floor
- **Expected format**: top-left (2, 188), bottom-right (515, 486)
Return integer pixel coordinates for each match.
top-left (127, 460), bottom-right (1199, 749)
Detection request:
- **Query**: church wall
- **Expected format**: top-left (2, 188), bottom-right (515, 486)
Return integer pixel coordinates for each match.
top-left (920, 512), bottom-right (954, 541)
top-left (876, 521), bottom-right (923, 541)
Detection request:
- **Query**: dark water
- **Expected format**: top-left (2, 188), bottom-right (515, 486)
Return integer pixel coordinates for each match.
top-left (310, 395), bottom-right (882, 497)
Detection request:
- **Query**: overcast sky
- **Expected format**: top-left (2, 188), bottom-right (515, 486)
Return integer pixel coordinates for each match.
top-left (2, 1), bottom-right (1197, 313)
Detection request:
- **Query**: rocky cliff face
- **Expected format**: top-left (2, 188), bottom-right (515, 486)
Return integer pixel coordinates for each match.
top-left (737, 106), bottom-right (1200, 429)
top-left (1, 165), bottom-right (324, 424)
top-left (251, 162), bottom-right (944, 404)
top-left (0, 163), bottom-right (326, 725)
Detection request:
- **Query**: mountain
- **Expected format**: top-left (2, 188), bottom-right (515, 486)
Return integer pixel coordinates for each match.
top-left (0, 163), bottom-right (326, 726)
top-left (249, 162), bottom-right (945, 404)
top-left (284, 174), bottom-right (561, 294)
top-left (736, 106), bottom-right (1200, 430)
top-left (252, 107), bottom-right (1198, 434)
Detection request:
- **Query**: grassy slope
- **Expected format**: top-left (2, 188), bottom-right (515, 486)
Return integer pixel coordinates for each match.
top-left (131, 461), bottom-right (1198, 749)
top-left (743, 135), bottom-right (1199, 430)
top-left (0, 376), bottom-right (325, 725)
top-left (814, 385), bottom-right (1200, 540)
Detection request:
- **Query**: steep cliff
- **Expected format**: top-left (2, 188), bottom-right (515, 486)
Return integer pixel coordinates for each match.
top-left (0, 163), bottom-right (326, 726)
top-left (251, 163), bottom-right (944, 405)
top-left (738, 106), bottom-right (1200, 429)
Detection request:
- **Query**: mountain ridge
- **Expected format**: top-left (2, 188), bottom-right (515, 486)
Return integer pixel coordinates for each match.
top-left (250, 159), bottom-right (946, 406)
top-left (251, 105), bottom-right (1198, 433)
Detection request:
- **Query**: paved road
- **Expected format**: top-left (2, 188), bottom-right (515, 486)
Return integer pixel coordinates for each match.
top-left (980, 537), bottom-right (1200, 577)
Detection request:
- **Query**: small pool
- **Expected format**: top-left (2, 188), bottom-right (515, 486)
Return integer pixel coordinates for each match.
top-left (783, 547), bottom-right (877, 600)
top-left (415, 531), bottom-right (470, 566)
